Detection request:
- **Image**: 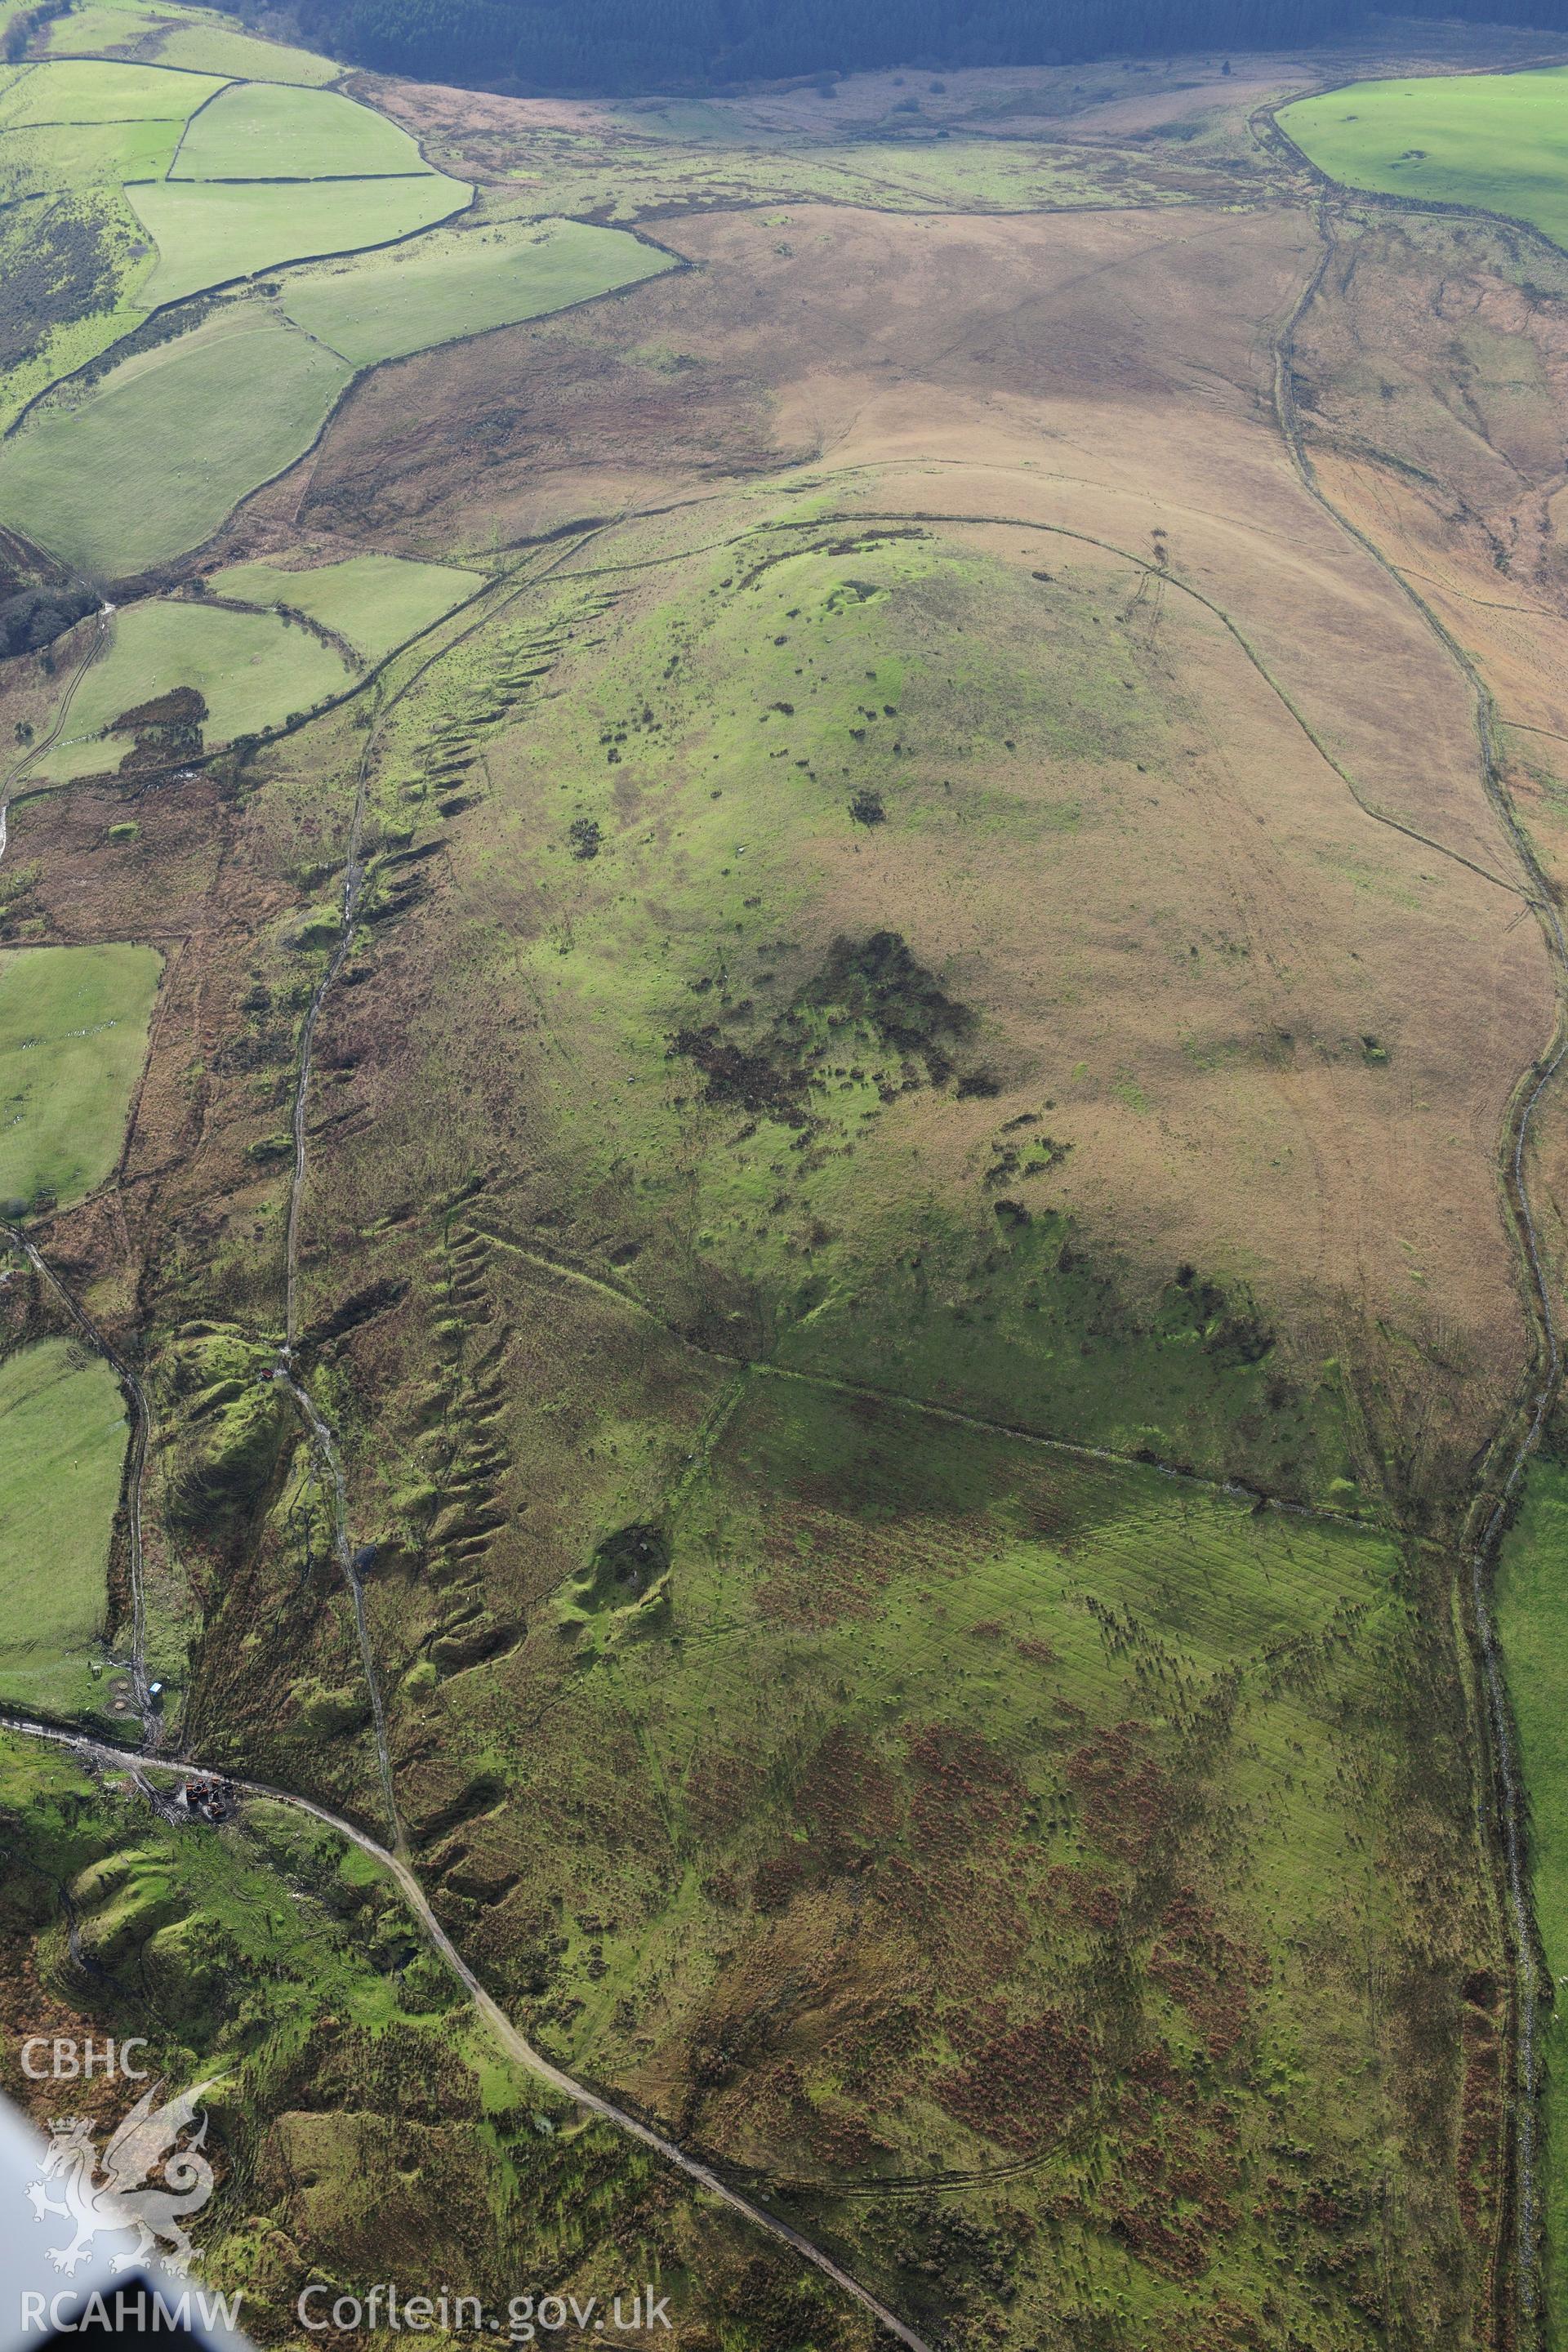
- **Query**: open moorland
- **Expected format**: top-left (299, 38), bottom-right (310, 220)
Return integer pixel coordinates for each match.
top-left (4, 12), bottom-right (1568, 2351)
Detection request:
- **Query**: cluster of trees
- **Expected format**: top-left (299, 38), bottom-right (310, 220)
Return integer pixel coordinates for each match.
top-left (278, 0), bottom-right (1568, 93)
top-left (4, 0), bottom-right (76, 61)
top-left (0, 581), bottom-right (95, 661)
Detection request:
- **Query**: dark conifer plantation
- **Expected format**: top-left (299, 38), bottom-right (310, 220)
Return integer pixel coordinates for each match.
top-left (283, 0), bottom-right (1568, 93)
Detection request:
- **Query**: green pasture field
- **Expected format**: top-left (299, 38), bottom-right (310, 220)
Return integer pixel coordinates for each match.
top-left (1496, 1454), bottom-right (1568, 2341)
top-left (0, 1341), bottom-right (127, 1720)
top-left (37, 0), bottom-right (162, 48)
top-left (36, 0), bottom-right (341, 82)
top-left (148, 16), bottom-right (342, 82)
top-left (42, 597), bottom-right (352, 781)
top-left (0, 113), bottom-right (183, 185)
top-left (209, 552), bottom-right (483, 660)
top-left (0, 57), bottom-right (223, 126)
top-left (0, 51), bottom-right (443, 425)
top-left (170, 77), bottom-right (430, 179)
top-left (36, 0), bottom-right (158, 49)
top-left (0, 304), bottom-right (351, 574)
top-left (279, 215), bottom-right (673, 366)
top-left (0, 944), bottom-right (162, 1211)
top-left (1279, 69), bottom-right (1568, 252)
top-left (131, 171), bottom-right (469, 304)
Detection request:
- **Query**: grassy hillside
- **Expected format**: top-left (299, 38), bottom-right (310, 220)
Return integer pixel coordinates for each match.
top-left (0, 22), bottom-right (1560, 2347)
top-left (167, 470), bottom-right (1524, 2335)
top-left (336, 514), bottom-right (1468, 1505)
top-left (183, 1178), bottom-right (1493, 2342)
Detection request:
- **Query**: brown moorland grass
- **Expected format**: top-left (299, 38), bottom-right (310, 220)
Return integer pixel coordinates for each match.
top-left (257, 201), bottom-right (1550, 1490)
